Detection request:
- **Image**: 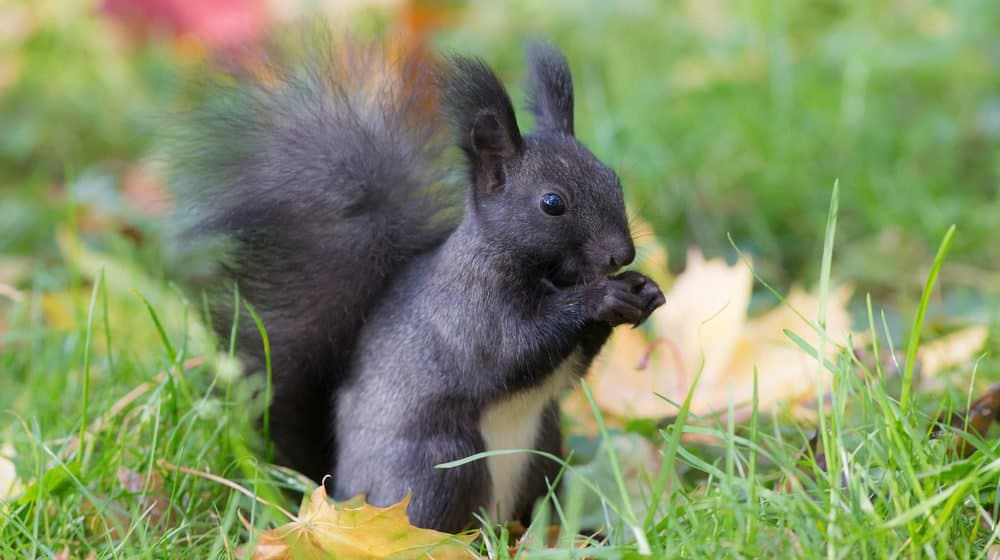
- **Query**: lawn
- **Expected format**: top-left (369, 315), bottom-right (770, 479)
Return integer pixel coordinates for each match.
top-left (2, 0), bottom-right (999, 557)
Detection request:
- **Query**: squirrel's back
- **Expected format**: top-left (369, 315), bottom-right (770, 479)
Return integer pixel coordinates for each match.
top-left (168, 40), bottom-right (459, 479)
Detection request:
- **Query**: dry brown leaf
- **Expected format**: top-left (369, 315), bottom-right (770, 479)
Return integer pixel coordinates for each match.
top-left (935, 381), bottom-right (1000, 458)
top-left (577, 248), bottom-right (853, 427)
top-left (252, 485), bottom-right (477, 560)
top-left (79, 467), bottom-right (175, 540)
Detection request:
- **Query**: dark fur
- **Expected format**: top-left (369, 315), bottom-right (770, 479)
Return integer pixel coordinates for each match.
top-left (526, 42), bottom-right (575, 135)
top-left (171, 38), bottom-right (664, 532)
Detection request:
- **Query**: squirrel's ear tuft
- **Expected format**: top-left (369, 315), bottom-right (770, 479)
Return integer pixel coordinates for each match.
top-left (440, 56), bottom-right (522, 192)
top-left (525, 42), bottom-right (574, 136)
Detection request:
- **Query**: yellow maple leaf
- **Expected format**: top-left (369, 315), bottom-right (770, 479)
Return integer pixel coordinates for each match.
top-left (577, 248), bottom-right (853, 423)
top-left (252, 486), bottom-right (478, 560)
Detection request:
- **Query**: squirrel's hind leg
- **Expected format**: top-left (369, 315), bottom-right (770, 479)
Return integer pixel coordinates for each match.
top-left (335, 426), bottom-right (491, 533)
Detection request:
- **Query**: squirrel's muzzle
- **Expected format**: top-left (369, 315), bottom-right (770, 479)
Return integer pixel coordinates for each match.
top-left (607, 240), bottom-right (636, 272)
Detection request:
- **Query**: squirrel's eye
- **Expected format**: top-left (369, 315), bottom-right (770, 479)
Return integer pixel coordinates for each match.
top-left (540, 193), bottom-right (566, 216)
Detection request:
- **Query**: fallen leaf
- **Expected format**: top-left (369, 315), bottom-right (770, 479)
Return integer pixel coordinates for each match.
top-left (717, 284), bottom-right (853, 414)
top-left (936, 381), bottom-right (1000, 458)
top-left (917, 325), bottom-right (989, 378)
top-left (579, 248), bottom-right (852, 426)
top-left (252, 485), bottom-right (477, 559)
top-left (504, 522), bottom-right (565, 554)
top-left (75, 466), bottom-right (176, 540)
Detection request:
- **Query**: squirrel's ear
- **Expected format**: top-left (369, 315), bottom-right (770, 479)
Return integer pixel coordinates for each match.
top-left (525, 42), bottom-right (574, 136)
top-left (441, 56), bottom-right (523, 193)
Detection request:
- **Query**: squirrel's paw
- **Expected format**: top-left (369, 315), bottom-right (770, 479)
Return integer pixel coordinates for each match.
top-left (591, 271), bottom-right (665, 327)
top-left (615, 271), bottom-right (665, 326)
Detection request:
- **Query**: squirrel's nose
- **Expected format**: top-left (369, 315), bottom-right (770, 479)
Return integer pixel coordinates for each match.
top-left (608, 242), bottom-right (636, 270)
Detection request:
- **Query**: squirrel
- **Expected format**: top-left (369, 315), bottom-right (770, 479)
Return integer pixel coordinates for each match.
top-left (169, 37), bottom-right (665, 533)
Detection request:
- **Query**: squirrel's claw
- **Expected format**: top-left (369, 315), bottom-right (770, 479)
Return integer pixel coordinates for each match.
top-left (631, 278), bottom-right (666, 328)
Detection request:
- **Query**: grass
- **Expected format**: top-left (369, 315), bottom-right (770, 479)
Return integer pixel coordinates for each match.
top-left (2, 0), bottom-right (1000, 557)
top-left (6, 226), bottom-right (995, 557)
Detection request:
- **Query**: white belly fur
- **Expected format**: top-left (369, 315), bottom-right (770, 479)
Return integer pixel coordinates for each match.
top-left (478, 349), bottom-right (582, 522)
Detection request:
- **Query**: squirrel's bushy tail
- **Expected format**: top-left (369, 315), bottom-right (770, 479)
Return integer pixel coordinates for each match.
top-left (168, 39), bottom-right (457, 480)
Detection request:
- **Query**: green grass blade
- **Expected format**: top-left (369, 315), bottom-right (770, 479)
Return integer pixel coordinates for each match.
top-left (76, 269), bottom-right (102, 473)
top-left (243, 300), bottom-right (273, 461)
top-left (900, 225), bottom-right (956, 414)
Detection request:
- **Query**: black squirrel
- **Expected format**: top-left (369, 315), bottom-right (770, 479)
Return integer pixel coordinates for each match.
top-left (170, 38), bottom-right (665, 532)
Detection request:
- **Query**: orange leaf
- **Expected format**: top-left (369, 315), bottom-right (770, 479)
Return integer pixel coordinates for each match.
top-left (252, 486), bottom-right (478, 559)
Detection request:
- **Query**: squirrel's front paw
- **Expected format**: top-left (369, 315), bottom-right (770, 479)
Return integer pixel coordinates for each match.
top-left (590, 271), bottom-right (665, 327)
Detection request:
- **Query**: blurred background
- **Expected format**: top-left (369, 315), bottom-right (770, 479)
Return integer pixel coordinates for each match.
top-left (3, 0), bottom-right (998, 307)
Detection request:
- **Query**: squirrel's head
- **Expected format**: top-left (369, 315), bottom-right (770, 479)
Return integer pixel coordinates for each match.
top-left (442, 44), bottom-right (635, 287)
